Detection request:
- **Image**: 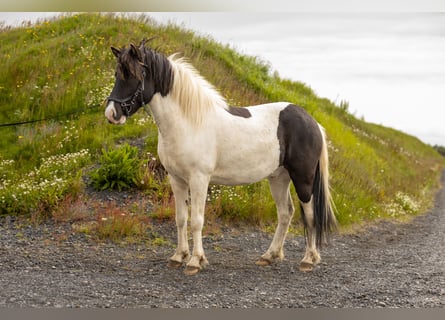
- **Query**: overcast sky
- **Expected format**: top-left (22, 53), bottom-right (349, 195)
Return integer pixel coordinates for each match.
top-left (1, 12), bottom-right (445, 145)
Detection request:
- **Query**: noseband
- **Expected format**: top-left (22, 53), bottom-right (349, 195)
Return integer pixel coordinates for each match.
top-left (107, 70), bottom-right (147, 117)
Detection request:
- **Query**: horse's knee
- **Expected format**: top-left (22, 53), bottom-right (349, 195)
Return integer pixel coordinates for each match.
top-left (176, 214), bottom-right (187, 228)
top-left (190, 215), bottom-right (204, 233)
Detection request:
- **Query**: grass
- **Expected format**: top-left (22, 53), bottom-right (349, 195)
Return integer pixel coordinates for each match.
top-left (0, 149), bottom-right (90, 216)
top-left (0, 13), bottom-right (444, 241)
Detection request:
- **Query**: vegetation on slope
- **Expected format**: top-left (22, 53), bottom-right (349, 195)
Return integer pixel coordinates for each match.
top-left (1, 13), bottom-right (443, 237)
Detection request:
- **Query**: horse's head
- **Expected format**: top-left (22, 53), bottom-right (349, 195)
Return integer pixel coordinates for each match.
top-left (105, 39), bottom-right (173, 124)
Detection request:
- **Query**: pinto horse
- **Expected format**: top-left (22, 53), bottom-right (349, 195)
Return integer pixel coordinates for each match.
top-left (105, 40), bottom-right (337, 275)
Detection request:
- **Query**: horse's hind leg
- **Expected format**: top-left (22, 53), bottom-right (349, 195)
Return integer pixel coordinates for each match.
top-left (256, 169), bottom-right (294, 266)
top-left (299, 197), bottom-right (321, 272)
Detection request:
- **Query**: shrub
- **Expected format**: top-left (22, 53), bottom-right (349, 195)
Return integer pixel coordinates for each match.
top-left (90, 143), bottom-right (142, 191)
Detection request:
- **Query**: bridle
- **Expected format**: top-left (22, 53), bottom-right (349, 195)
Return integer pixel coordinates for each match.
top-left (107, 69), bottom-right (148, 117)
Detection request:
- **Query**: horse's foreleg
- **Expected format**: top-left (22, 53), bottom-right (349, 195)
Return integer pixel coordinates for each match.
top-left (299, 197), bottom-right (321, 272)
top-left (185, 174), bottom-right (210, 275)
top-left (168, 175), bottom-right (190, 268)
top-left (257, 171), bottom-right (294, 266)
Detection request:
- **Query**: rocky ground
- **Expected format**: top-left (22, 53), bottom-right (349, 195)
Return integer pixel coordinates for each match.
top-left (1, 175), bottom-right (444, 308)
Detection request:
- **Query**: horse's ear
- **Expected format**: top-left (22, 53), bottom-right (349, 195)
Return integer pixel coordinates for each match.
top-left (129, 43), bottom-right (143, 62)
top-left (111, 46), bottom-right (121, 58)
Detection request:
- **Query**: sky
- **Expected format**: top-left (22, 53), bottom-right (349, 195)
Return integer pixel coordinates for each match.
top-left (148, 12), bottom-right (445, 146)
top-left (1, 11), bottom-right (444, 145)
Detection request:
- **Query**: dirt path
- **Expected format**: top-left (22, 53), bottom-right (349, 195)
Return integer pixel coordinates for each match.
top-left (1, 174), bottom-right (444, 307)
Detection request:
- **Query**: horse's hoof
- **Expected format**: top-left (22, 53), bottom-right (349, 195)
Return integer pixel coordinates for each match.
top-left (167, 259), bottom-right (183, 269)
top-left (255, 257), bottom-right (272, 266)
top-left (299, 261), bottom-right (314, 272)
top-left (200, 257), bottom-right (209, 269)
top-left (184, 266), bottom-right (201, 276)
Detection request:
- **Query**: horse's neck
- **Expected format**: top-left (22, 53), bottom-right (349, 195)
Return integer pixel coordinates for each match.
top-left (149, 94), bottom-right (187, 139)
top-left (148, 57), bottom-right (227, 138)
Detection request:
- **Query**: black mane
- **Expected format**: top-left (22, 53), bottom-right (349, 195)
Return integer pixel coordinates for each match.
top-left (142, 47), bottom-right (174, 97)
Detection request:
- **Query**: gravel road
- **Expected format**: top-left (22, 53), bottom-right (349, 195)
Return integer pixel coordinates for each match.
top-left (1, 174), bottom-right (444, 308)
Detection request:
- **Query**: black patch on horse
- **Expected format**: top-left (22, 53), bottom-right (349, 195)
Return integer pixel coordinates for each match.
top-left (277, 104), bottom-right (323, 203)
top-left (226, 106), bottom-right (252, 118)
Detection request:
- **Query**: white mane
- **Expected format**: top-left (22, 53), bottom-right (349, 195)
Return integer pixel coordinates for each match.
top-left (168, 54), bottom-right (228, 127)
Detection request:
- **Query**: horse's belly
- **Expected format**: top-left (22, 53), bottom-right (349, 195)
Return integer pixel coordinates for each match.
top-left (210, 171), bottom-right (273, 185)
top-left (210, 154), bottom-right (280, 186)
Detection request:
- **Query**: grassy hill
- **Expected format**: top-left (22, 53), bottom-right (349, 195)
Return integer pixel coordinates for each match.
top-left (1, 13), bottom-right (444, 233)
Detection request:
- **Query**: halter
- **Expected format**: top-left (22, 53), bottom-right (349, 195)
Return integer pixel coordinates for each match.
top-left (107, 69), bottom-right (150, 117)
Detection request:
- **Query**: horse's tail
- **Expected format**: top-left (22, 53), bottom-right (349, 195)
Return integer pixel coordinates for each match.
top-left (313, 125), bottom-right (337, 247)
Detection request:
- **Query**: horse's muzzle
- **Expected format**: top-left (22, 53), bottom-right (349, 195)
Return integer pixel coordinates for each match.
top-left (105, 101), bottom-right (127, 125)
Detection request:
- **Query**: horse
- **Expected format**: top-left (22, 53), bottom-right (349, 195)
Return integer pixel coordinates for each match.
top-left (105, 39), bottom-right (337, 275)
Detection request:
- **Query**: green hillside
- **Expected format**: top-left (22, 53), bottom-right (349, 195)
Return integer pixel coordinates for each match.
top-left (1, 13), bottom-right (443, 231)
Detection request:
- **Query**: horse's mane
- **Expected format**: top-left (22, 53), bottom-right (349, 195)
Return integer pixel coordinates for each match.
top-left (167, 54), bottom-right (228, 127)
top-left (117, 43), bottom-right (228, 127)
